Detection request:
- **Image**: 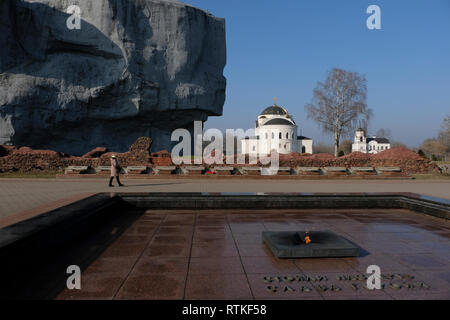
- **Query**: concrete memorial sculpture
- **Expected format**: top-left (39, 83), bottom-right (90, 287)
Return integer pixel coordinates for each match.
top-left (0, 0), bottom-right (226, 155)
top-left (262, 230), bottom-right (359, 258)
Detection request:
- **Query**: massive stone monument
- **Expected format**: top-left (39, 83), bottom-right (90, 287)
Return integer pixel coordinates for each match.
top-left (0, 0), bottom-right (226, 155)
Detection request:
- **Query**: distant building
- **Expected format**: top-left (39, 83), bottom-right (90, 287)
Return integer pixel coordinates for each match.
top-left (241, 101), bottom-right (313, 155)
top-left (352, 128), bottom-right (391, 154)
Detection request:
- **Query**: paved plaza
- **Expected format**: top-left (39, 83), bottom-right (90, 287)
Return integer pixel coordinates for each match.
top-left (1, 179), bottom-right (449, 300)
top-left (1, 178), bottom-right (449, 227)
top-left (57, 208), bottom-right (450, 300)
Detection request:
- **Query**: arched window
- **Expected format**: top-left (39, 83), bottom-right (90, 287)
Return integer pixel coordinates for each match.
top-left (272, 132), bottom-right (274, 139)
top-left (265, 132), bottom-right (268, 139)
top-left (302, 146), bottom-right (306, 153)
top-left (279, 132), bottom-right (282, 139)
top-left (286, 132), bottom-right (289, 139)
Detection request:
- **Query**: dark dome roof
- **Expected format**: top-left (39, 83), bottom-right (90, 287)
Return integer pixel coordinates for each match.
top-left (263, 118), bottom-right (294, 126)
top-left (367, 137), bottom-right (390, 144)
top-left (261, 105), bottom-right (288, 116)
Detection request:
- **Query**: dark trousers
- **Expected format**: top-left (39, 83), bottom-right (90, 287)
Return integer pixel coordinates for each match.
top-left (109, 176), bottom-right (123, 186)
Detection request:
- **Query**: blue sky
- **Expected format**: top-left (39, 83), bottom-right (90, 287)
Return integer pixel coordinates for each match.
top-left (185, 0), bottom-right (450, 147)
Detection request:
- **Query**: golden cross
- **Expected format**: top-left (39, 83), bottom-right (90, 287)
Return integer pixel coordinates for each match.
top-left (273, 97), bottom-right (277, 106)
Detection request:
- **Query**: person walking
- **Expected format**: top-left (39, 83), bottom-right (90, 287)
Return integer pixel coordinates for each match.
top-left (109, 155), bottom-right (124, 187)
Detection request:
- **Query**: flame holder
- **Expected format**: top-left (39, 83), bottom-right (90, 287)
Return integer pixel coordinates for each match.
top-left (262, 230), bottom-right (359, 259)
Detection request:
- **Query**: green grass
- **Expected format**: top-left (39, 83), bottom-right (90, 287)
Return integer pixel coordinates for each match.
top-left (0, 171), bottom-right (59, 179)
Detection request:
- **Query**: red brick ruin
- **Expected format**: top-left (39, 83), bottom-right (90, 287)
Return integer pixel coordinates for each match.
top-left (0, 138), bottom-right (440, 174)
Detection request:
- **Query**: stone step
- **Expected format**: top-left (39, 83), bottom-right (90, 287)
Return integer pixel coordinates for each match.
top-left (183, 166), bottom-right (205, 175)
top-left (153, 166), bottom-right (176, 175)
top-left (241, 167), bottom-right (262, 175)
top-left (376, 167), bottom-right (404, 176)
top-left (125, 166), bottom-right (149, 174)
top-left (350, 167), bottom-right (376, 175)
top-left (212, 167), bottom-right (234, 175)
top-left (294, 167), bottom-right (321, 175)
top-left (323, 167), bottom-right (349, 175)
top-left (65, 166), bottom-right (93, 174)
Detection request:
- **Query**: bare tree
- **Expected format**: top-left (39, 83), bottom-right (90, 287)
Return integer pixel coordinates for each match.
top-left (305, 68), bottom-right (372, 156)
top-left (339, 140), bottom-right (353, 155)
top-left (313, 142), bottom-right (334, 154)
top-left (421, 138), bottom-right (446, 161)
top-left (391, 141), bottom-right (406, 148)
top-left (375, 128), bottom-right (392, 140)
top-left (438, 115), bottom-right (450, 160)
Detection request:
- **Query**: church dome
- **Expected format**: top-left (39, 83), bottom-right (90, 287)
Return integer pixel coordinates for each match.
top-left (260, 105), bottom-right (288, 116)
top-left (263, 118), bottom-right (294, 126)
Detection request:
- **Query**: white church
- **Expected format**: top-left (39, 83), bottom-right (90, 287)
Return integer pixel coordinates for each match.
top-left (352, 128), bottom-right (391, 154)
top-left (241, 100), bottom-right (313, 155)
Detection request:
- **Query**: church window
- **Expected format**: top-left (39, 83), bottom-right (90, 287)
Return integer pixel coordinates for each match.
top-left (360, 137), bottom-right (363, 142)
top-left (286, 132), bottom-right (289, 139)
top-left (272, 132), bottom-right (274, 139)
top-left (279, 132), bottom-right (282, 139)
top-left (265, 133), bottom-right (268, 139)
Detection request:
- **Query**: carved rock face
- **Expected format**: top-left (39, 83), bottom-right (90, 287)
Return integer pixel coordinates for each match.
top-left (0, 0), bottom-right (226, 155)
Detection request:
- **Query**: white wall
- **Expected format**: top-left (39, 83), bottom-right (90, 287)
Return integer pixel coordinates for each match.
top-left (299, 139), bottom-right (313, 154)
top-left (367, 142), bottom-right (390, 154)
top-left (256, 124), bottom-right (296, 154)
top-left (352, 142), bottom-right (367, 153)
top-left (352, 139), bottom-right (391, 154)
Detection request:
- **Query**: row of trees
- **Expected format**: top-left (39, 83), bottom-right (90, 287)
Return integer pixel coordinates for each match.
top-left (314, 116), bottom-right (449, 159)
top-left (305, 68), bottom-right (447, 159)
top-left (419, 116), bottom-right (450, 161)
